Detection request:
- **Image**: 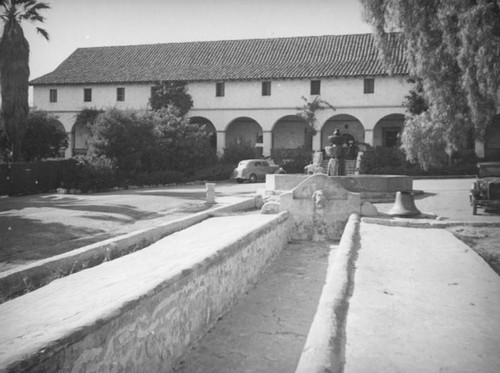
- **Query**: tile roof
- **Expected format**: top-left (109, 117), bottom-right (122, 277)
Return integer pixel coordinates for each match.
top-left (30, 33), bottom-right (408, 86)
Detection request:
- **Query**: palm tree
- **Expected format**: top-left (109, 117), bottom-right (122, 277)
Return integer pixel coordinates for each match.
top-left (0, 0), bottom-right (50, 161)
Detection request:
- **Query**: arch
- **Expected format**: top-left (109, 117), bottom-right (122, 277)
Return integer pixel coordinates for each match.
top-left (190, 116), bottom-right (217, 149)
top-left (373, 113), bottom-right (405, 147)
top-left (48, 119), bottom-right (67, 158)
top-left (225, 117), bottom-right (263, 156)
top-left (320, 114), bottom-right (365, 149)
top-left (485, 114), bottom-right (500, 159)
top-left (272, 115), bottom-right (312, 158)
top-left (72, 120), bottom-right (92, 156)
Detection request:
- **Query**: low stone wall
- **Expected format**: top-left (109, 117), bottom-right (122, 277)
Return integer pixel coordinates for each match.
top-left (295, 213), bottom-right (361, 373)
top-left (0, 197), bottom-right (260, 303)
top-left (0, 212), bottom-right (290, 372)
top-left (266, 174), bottom-right (412, 202)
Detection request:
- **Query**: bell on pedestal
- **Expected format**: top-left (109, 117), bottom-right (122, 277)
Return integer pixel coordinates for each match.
top-left (388, 191), bottom-right (421, 217)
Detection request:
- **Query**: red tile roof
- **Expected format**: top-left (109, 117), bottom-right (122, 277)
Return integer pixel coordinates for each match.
top-left (30, 33), bottom-right (408, 86)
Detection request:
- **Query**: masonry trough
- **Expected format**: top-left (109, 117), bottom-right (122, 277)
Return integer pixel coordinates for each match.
top-left (0, 210), bottom-right (291, 372)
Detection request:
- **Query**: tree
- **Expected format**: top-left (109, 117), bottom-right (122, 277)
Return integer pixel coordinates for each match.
top-left (401, 112), bottom-right (449, 171)
top-left (22, 109), bottom-right (68, 161)
top-left (89, 108), bottom-right (157, 175)
top-left (360, 0), bottom-right (500, 153)
top-left (0, 0), bottom-right (50, 161)
top-left (149, 81), bottom-right (193, 116)
top-left (152, 107), bottom-right (217, 174)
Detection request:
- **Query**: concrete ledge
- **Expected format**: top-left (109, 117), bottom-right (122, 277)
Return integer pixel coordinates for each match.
top-left (0, 197), bottom-right (261, 303)
top-left (266, 174), bottom-right (412, 202)
top-left (362, 216), bottom-right (500, 229)
top-left (295, 213), bottom-right (360, 373)
top-left (0, 211), bottom-right (291, 372)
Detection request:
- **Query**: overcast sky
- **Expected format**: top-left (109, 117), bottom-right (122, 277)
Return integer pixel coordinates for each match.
top-left (24, 0), bottom-right (372, 83)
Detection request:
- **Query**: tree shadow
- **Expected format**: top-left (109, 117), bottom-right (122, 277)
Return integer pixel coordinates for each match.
top-left (12, 195), bottom-right (164, 221)
top-left (0, 215), bottom-right (109, 263)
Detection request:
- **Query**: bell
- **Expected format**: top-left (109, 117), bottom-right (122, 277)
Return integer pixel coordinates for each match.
top-left (388, 191), bottom-right (421, 217)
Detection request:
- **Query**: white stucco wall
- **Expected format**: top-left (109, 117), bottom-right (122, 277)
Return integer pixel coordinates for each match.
top-left (33, 76), bottom-right (412, 156)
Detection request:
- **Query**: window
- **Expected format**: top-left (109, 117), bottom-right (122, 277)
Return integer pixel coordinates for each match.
top-left (310, 80), bottom-right (321, 95)
top-left (216, 82), bottom-right (225, 97)
top-left (364, 78), bottom-right (375, 94)
top-left (117, 87), bottom-right (125, 101)
top-left (262, 81), bottom-right (271, 96)
top-left (49, 89), bottom-right (57, 103)
top-left (84, 88), bottom-right (92, 102)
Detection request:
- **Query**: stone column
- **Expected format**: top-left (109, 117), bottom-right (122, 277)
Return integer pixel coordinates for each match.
top-left (312, 131), bottom-right (322, 152)
top-left (216, 131), bottom-right (226, 156)
top-left (364, 129), bottom-right (374, 146)
top-left (262, 131), bottom-right (272, 158)
top-left (65, 132), bottom-right (72, 158)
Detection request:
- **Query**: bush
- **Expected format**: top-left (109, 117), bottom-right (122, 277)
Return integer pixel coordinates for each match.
top-left (193, 162), bottom-right (235, 181)
top-left (359, 146), bottom-right (415, 175)
top-left (280, 149), bottom-right (313, 174)
top-left (128, 170), bottom-right (186, 186)
top-left (61, 155), bottom-right (117, 192)
top-left (153, 108), bottom-right (218, 174)
top-left (359, 146), bottom-right (479, 176)
top-left (89, 108), bottom-right (157, 176)
top-left (221, 141), bottom-right (259, 165)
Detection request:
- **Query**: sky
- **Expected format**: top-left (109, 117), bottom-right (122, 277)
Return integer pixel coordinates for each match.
top-left (22, 0), bottom-right (372, 95)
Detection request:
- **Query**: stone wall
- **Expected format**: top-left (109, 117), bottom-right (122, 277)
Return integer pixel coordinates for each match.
top-left (0, 213), bottom-right (291, 372)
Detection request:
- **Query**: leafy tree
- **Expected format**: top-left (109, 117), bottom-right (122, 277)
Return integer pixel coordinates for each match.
top-left (89, 108), bottom-right (157, 175)
top-left (152, 107), bottom-right (217, 174)
top-left (403, 79), bottom-right (428, 116)
top-left (0, 109), bottom-right (68, 161)
top-left (149, 81), bottom-right (193, 116)
top-left (221, 140), bottom-right (259, 165)
top-left (0, 0), bottom-right (50, 161)
top-left (74, 107), bottom-right (103, 129)
top-left (360, 0), bottom-right (500, 152)
top-left (22, 109), bottom-right (68, 161)
top-left (0, 116), bottom-right (10, 161)
top-left (401, 112), bottom-right (449, 171)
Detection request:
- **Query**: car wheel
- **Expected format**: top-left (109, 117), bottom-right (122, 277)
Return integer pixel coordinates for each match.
top-left (249, 174), bottom-right (257, 183)
top-left (472, 200), bottom-right (478, 215)
top-left (236, 179), bottom-right (244, 184)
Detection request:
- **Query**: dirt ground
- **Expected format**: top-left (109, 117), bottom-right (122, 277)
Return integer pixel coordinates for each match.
top-left (448, 226), bottom-right (500, 276)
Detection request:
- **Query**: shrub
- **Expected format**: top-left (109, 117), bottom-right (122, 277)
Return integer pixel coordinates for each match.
top-left (22, 110), bottom-right (68, 161)
top-left (128, 170), bottom-right (186, 186)
top-left (193, 162), bottom-right (235, 181)
top-left (61, 155), bottom-right (117, 192)
top-left (360, 146), bottom-right (417, 175)
top-left (89, 108), bottom-right (157, 176)
top-left (359, 146), bottom-right (479, 176)
top-left (221, 141), bottom-right (259, 165)
top-left (153, 108), bottom-right (218, 174)
top-left (280, 148), bottom-right (313, 174)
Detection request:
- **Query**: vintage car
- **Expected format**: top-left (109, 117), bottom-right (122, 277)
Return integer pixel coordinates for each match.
top-left (232, 159), bottom-right (280, 183)
top-left (470, 162), bottom-right (500, 215)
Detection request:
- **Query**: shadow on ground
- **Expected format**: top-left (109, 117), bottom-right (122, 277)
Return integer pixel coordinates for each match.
top-left (0, 215), bottom-right (105, 263)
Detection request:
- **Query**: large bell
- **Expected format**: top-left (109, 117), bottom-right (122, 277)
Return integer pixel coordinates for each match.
top-left (388, 191), bottom-right (421, 217)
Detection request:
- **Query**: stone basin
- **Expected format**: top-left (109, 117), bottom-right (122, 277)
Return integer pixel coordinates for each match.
top-left (265, 174), bottom-right (413, 202)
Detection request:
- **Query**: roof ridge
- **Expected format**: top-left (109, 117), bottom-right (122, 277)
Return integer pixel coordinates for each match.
top-left (72, 33), bottom-right (382, 51)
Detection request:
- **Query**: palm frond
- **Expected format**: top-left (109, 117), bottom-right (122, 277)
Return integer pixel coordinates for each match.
top-left (35, 26), bottom-right (48, 40)
top-left (27, 2), bottom-right (49, 12)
